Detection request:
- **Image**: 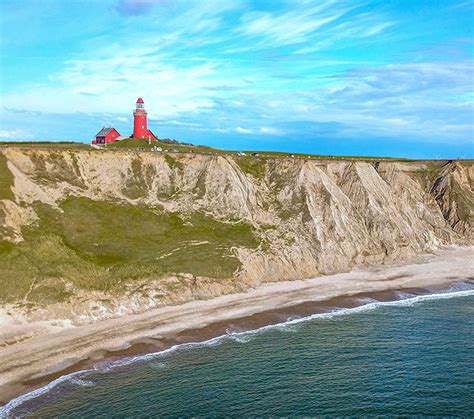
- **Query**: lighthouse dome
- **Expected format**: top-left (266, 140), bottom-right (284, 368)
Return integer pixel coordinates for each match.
top-left (136, 97), bottom-right (144, 104)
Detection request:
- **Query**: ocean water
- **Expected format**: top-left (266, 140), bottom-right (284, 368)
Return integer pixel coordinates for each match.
top-left (2, 284), bottom-right (474, 417)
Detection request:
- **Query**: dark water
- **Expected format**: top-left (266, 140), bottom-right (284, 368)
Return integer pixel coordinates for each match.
top-left (2, 286), bottom-right (474, 417)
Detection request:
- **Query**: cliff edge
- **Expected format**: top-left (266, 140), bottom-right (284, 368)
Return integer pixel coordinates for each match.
top-left (0, 147), bottom-right (472, 323)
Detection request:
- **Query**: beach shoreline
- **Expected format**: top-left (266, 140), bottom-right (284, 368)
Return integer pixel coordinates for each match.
top-left (1, 245), bottom-right (473, 406)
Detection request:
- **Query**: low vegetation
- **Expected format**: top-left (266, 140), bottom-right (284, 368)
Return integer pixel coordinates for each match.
top-left (164, 154), bottom-right (184, 171)
top-left (448, 182), bottom-right (472, 223)
top-left (0, 143), bottom-right (469, 308)
top-left (104, 138), bottom-right (413, 161)
top-left (28, 150), bottom-right (86, 189)
top-left (235, 156), bottom-right (266, 179)
top-left (107, 137), bottom-right (221, 155)
top-left (2, 139), bottom-right (418, 161)
top-left (0, 141), bottom-right (91, 150)
top-left (0, 197), bottom-right (259, 304)
top-left (121, 157), bottom-right (151, 199)
top-left (0, 153), bottom-right (14, 200)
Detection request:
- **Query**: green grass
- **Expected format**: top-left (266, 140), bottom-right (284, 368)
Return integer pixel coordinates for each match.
top-left (449, 183), bottom-right (472, 223)
top-left (105, 138), bottom-right (414, 161)
top-left (235, 156), bottom-right (266, 180)
top-left (106, 137), bottom-right (153, 150)
top-left (1, 139), bottom-right (429, 162)
top-left (107, 137), bottom-right (222, 155)
top-left (0, 152), bottom-right (15, 200)
top-left (28, 150), bottom-right (86, 189)
top-left (0, 151), bottom-right (15, 236)
top-left (164, 154), bottom-right (184, 171)
top-left (121, 157), bottom-right (151, 199)
top-left (0, 141), bottom-right (91, 150)
top-left (412, 161), bottom-right (444, 184)
top-left (0, 197), bottom-right (259, 304)
top-left (237, 150), bottom-right (414, 161)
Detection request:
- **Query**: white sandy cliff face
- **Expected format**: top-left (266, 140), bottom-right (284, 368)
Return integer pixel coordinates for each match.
top-left (0, 148), bottom-right (472, 324)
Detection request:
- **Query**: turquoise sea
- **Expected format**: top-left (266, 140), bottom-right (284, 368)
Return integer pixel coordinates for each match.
top-left (2, 283), bottom-right (473, 417)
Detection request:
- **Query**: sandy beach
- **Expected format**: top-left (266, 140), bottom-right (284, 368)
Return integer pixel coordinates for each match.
top-left (1, 245), bottom-right (473, 405)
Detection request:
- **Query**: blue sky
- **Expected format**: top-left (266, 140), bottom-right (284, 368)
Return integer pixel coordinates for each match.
top-left (0, 0), bottom-right (473, 158)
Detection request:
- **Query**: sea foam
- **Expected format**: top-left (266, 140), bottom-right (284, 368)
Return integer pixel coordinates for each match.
top-left (2, 285), bottom-right (473, 418)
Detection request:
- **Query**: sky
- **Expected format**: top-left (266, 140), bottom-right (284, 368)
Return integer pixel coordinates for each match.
top-left (0, 0), bottom-right (473, 158)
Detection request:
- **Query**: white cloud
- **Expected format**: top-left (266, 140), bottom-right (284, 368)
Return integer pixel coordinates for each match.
top-left (236, 1), bottom-right (394, 53)
top-left (0, 0), bottom-right (471, 147)
top-left (259, 127), bottom-right (284, 136)
top-left (236, 127), bottom-right (253, 134)
top-left (169, 120), bottom-right (200, 127)
top-left (233, 126), bottom-right (284, 136)
top-left (0, 128), bottom-right (33, 140)
top-left (239, 11), bottom-right (340, 47)
top-left (363, 22), bottom-right (395, 37)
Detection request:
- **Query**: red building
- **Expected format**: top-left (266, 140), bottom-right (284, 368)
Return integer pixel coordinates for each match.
top-left (92, 98), bottom-right (157, 145)
top-left (93, 127), bottom-right (121, 145)
top-left (133, 97), bottom-right (157, 141)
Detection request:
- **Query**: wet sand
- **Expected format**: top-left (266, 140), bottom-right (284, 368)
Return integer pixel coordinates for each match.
top-left (1, 246), bottom-right (473, 405)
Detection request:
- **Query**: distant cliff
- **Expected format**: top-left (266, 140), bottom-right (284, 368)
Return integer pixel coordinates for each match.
top-left (0, 147), bottom-right (472, 322)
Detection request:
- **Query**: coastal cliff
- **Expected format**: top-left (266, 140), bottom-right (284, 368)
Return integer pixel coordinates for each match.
top-left (0, 147), bottom-right (472, 323)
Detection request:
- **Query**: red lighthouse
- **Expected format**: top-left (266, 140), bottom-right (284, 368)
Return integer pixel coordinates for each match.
top-left (133, 97), bottom-right (148, 139)
top-left (92, 98), bottom-right (157, 145)
top-left (133, 97), bottom-right (157, 141)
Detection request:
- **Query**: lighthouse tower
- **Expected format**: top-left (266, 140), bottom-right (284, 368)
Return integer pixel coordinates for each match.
top-left (133, 97), bottom-right (148, 139)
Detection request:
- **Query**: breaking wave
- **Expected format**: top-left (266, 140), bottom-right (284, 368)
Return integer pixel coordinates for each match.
top-left (2, 284), bottom-right (473, 418)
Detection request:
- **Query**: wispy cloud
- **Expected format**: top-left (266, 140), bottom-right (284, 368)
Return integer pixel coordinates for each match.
top-left (238, 3), bottom-right (343, 47)
top-left (235, 126), bottom-right (252, 134)
top-left (0, 128), bottom-right (33, 140)
top-left (234, 2), bottom-right (394, 53)
top-left (296, 61), bottom-right (474, 140)
top-left (0, 0), bottom-right (472, 156)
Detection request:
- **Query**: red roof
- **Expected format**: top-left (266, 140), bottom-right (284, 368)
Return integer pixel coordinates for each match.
top-left (95, 126), bottom-right (120, 138)
top-left (147, 129), bottom-right (158, 140)
top-left (136, 97), bottom-right (144, 103)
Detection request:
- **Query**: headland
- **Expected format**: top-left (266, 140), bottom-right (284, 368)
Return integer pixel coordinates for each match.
top-left (0, 142), bottom-right (472, 404)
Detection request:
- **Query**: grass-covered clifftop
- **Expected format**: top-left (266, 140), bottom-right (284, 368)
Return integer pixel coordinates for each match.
top-left (0, 145), bottom-right (472, 318)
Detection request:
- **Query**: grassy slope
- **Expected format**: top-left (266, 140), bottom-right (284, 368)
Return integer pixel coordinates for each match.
top-left (0, 153), bottom-right (14, 200)
top-left (107, 138), bottom-right (412, 161)
top-left (0, 197), bottom-right (259, 304)
top-left (235, 156), bottom-right (267, 179)
top-left (108, 137), bottom-right (220, 155)
top-left (0, 143), bottom-right (468, 306)
top-left (0, 141), bottom-right (92, 150)
top-left (0, 154), bottom-right (15, 240)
